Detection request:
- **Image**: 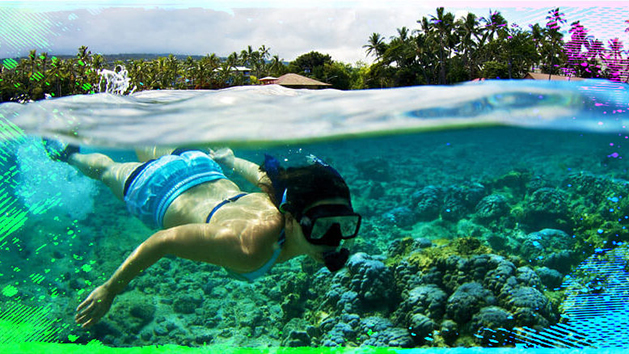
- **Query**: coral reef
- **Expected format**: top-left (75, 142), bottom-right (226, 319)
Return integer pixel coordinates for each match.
top-left (442, 182), bottom-right (486, 221)
top-left (475, 194), bottom-right (510, 222)
top-left (7, 129), bottom-right (629, 349)
top-left (411, 186), bottom-right (443, 221)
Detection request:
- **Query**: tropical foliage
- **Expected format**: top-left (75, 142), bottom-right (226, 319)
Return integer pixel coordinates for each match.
top-left (361, 7), bottom-right (628, 87)
top-left (0, 45), bottom-right (288, 102)
top-left (1, 7), bottom-right (628, 102)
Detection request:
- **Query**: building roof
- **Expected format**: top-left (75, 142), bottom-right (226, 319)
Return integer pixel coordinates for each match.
top-left (260, 76), bottom-right (278, 81)
top-left (275, 73), bottom-right (332, 88)
top-left (214, 66), bottom-right (251, 73)
top-left (524, 72), bottom-right (584, 81)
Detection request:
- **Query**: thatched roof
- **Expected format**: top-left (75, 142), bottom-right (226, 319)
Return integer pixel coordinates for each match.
top-left (524, 72), bottom-right (584, 81)
top-left (275, 73), bottom-right (332, 88)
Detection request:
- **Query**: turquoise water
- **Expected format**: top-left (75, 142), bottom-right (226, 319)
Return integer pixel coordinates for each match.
top-left (2, 80), bottom-right (628, 147)
top-left (1, 81), bottom-right (628, 351)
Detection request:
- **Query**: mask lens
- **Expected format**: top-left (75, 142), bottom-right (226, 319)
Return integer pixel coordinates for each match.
top-left (310, 215), bottom-right (360, 240)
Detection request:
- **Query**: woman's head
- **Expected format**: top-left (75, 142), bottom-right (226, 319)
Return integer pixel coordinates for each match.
top-left (261, 155), bottom-right (361, 272)
top-left (279, 164), bottom-right (351, 218)
top-left (260, 154), bottom-right (352, 216)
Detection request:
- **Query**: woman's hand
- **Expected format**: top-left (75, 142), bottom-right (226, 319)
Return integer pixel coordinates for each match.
top-left (210, 148), bottom-right (235, 168)
top-left (75, 284), bottom-right (115, 328)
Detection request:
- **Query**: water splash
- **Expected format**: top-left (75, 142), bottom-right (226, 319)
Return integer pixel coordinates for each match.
top-left (14, 138), bottom-right (98, 220)
top-left (98, 65), bottom-right (135, 95)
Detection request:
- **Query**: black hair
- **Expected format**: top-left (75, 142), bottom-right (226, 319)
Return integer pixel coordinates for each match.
top-left (260, 162), bottom-right (351, 217)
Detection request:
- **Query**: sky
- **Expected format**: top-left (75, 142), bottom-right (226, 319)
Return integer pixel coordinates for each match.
top-left (1, 0), bottom-right (629, 64)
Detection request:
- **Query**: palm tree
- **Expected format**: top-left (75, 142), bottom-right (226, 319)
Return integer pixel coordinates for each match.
top-left (200, 53), bottom-right (221, 88)
top-left (379, 26), bottom-right (420, 86)
top-left (528, 23), bottom-right (547, 72)
top-left (165, 54), bottom-right (180, 88)
top-left (255, 45), bottom-right (271, 77)
top-left (396, 26), bottom-right (410, 42)
top-left (240, 46), bottom-right (254, 68)
top-left (74, 46), bottom-right (93, 93)
top-left (182, 56), bottom-right (196, 88)
top-left (604, 38), bottom-right (626, 82)
top-left (543, 8), bottom-right (567, 77)
top-left (564, 21), bottom-right (589, 77)
top-left (430, 7), bottom-right (456, 84)
top-left (412, 31), bottom-right (436, 84)
top-left (27, 50), bottom-right (37, 76)
top-left (476, 10), bottom-right (508, 71)
top-left (47, 56), bottom-right (63, 97)
top-left (455, 12), bottom-right (481, 79)
top-left (268, 55), bottom-right (286, 77)
top-left (363, 33), bottom-right (387, 60)
top-left (259, 45), bottom-right (270, 59)
top-left (480, 10), bottom-right (508, 44)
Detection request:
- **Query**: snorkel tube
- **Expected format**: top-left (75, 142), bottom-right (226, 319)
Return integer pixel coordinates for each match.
top-left (315, 222), bottom-right (353, 272)
top-left (323, 248), bottom-right (350, 272)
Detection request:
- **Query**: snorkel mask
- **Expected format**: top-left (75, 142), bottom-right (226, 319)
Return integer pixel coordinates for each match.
top-left (296, 202), bottom-right (361, 247)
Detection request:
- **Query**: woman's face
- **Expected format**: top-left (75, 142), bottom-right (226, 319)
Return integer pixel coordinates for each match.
top-left (287, 197), bottom-right (352, 263)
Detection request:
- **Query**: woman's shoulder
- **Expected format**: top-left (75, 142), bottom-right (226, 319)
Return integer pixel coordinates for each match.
top-left (241, 191), bottom-right (277, 208)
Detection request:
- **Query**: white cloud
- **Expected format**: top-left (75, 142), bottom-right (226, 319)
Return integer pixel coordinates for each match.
top-left (2, 2), bottom-right (628, 64)
top-left (1, 5), bottom-right (429, 63)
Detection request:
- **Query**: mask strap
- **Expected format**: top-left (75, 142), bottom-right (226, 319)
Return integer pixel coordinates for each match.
top-left (279, 189), bottom-right (289, 214)
top-left (264, 154), bottom-right (287, 207)
top-left (306, 154), bottom-right (343, 179)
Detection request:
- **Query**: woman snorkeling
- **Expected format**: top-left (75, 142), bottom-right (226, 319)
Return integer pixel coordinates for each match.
top-left (48, 144), bottom-right (361, 329)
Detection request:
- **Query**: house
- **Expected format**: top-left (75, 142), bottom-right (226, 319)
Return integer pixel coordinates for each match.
top-left (234, 66), bottom-right (252, 77)
top-left (259, 76), bottom-right (278, 85)
top-left (272, 73), bottom-right (332, 89)
top-left (523, 72), bottom-right (584, 81)
top-left (213, 66), bottom-right (252, 85)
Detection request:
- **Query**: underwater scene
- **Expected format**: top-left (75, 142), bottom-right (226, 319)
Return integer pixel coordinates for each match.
top-left (0, 79), bottom-right (628, 353)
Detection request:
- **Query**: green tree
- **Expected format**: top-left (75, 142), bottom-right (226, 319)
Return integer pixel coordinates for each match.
top-left (455, 12), bottom-right (482, 80)
top-left (481, 61), bottom-right (509, 79)
top-left (381, 27), bottom-right (421, 86)
top-left (482, 25), bottom-right (536, 79)
top-left (322, 62), bottom-right (353, 89)
top-left (288, 51), bottom-right (333, 82)
top-left (430, 7), bottom-right (457, 84)
top-left (268, 55), bottom-right (287, 77)
top-left (540, 8), bottom-right (567, 75)
top-left (413, 29), bottom-right (438, 84)
top-left (528, 23), bottom-right (547, 72)
top-left (363, 33), bottom-right (388, 60)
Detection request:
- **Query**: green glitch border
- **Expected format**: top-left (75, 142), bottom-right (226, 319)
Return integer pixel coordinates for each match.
top-left (0, 343), bottom-right (628, 354)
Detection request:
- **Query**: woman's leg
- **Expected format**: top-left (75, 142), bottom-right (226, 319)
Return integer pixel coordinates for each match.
top-left (68, 153), bottom-right (141, 201)
top-left (135, 146), bottom-right (175, 162)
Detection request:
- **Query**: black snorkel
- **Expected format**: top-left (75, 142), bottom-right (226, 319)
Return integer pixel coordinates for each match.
top-left (316, 222), bottom-right (352, 272)
top-left (323, 248), bottom-right (350, 272)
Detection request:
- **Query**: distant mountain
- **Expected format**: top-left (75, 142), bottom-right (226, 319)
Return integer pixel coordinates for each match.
top-left (2, 53), bottom-right (214, 62)
top-left (100, 53), bottom-right (210, 62)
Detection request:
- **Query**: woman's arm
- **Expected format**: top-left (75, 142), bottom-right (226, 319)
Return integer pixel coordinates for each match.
top-left (75, 221), bottom-right (274, 328)
top-left (211, 148), bottom-right (269, 188)
top-left (104, 232), bottom-right (168, 295)
top-left (75, 231), bottom-right (168, 328)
